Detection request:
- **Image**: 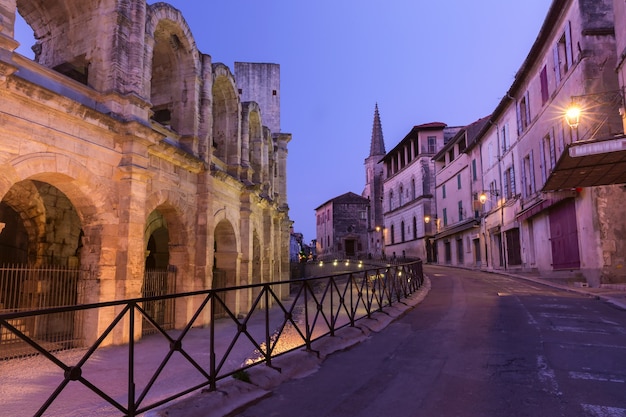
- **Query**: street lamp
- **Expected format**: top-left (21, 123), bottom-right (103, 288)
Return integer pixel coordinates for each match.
top-left (564, 105), bottom-right (582, 129)
top-left (478, 190), bottom-right (500, 205)
top-left (564, 89), bottom-right (625, 133)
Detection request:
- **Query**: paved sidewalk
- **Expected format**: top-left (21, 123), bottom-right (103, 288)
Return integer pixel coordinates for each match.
top-left (501, 270), bottom-right (626, 311)
top-left (151, 266), bottom-right (626, 417)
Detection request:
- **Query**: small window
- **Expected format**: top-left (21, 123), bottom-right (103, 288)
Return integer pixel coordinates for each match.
top-left (472, 159), bottom-right (477, 181)
top-left (272, 90), bottom-right (277, 96)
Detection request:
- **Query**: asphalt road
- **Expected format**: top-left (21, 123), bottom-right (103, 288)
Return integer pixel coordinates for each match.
top-left (232, 265), bottom-right (626, 417)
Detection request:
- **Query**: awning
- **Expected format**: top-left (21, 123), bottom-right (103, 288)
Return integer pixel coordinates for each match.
top-left (516, 190), bottom-right (577, 222)
top-left (434, 219), bottom-right (479, 240)
top-left (516, 199), bottom-right (551, 222)
top-left (543, 136), bottom-right (626, 191)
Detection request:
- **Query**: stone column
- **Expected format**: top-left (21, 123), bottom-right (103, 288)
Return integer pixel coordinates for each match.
top-left (0, 1), bottom-right (16, 39)
top-left (274, 133), bottom-right (291, 209)
top-left (104, 136), bottom-right (151, 345)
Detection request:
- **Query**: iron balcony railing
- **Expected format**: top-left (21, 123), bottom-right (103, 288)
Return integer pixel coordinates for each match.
top-left (0, 260), bottom-right (424, 417)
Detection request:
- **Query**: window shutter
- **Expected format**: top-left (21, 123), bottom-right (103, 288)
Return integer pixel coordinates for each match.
top-left (524, 91), bottom-right (531, 126)
top-left (540, 66), bottom-right (549, 105)
top-left (521, 157), bottom-right (527, 198)
top-left (510, 163), bottom-right (516, 196)
top-left (553, 45), bottom-right (561, 84)
top-left (539, 139), bottom-right (547, 184)
top-left (529, 150), bottom-right (536, 194)
top-left (565, 20), bottom-right (573, 70)
top-left (516, 101), bottom-right (523, 135)
top-left (549, 128), bottom-right (556, 169)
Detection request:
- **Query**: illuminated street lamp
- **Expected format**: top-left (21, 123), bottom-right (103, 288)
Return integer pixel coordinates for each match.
top-left (563, 89), bottom-right (625, 132)
top-left (479, 190), bottom-right (500, 205)
top-left (565, 104), bottom-right (582, 129)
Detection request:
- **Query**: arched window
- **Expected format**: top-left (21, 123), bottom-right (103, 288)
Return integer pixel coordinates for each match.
top-left (401, 221), bottom-right (405, 242)
top-left (399, 185), bottom-right (404, 206)
top-left (390, 224), bottom-right (395, 244)
top-left (413, 216), bottom-right (417, 239)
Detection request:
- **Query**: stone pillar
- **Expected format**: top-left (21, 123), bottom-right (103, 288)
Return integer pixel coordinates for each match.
top-left (0, 1), bottom-right (16, 39)
top-left (0, 0), bottom-right (18, 83)
top-left (104, 137), bottom-right (150, 345)
top-left (274, 133), bottom-right (291, 209)
top-left (239, 195), bottom-right (254, 310)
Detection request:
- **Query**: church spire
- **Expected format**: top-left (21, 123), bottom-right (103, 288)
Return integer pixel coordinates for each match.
top-left (369, 103), bottom-right (386, 157)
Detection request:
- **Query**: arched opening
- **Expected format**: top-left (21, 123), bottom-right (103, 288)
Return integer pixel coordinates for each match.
top-left (142, 210), bottom-right (175, 335)
top-left (249, 109), bottom-right (264, 184)
top-left (13, 10), bottom-right (36, 59)
top-left (16, 0), bottom-right (99, 86)
top-left (250, 231), bottom-right (262, 308)
top-left (212, 69), bottom-right (240, 167)
top-left (0, 180), bottom-right (85, 355)
top-left (213, 219), bottom-right (238, 318)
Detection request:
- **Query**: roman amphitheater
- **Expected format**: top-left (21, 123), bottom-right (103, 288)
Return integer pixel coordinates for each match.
top-left (0, 1), bottom-right (292, 345)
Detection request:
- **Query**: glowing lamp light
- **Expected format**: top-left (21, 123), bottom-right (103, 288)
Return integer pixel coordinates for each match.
top-left (565, 105), bottom-right (582, 128)
top-left (424, 215), bottom-right (431, 224)
top-left (479, 193), bottom-right (488, 204)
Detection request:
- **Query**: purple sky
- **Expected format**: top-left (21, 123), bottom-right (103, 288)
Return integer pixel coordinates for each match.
top-left (15, 1), bottom-right (552, 244)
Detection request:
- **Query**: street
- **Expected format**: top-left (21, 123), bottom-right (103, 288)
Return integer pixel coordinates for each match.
top-left (233, 265), bottom-right (626, 417)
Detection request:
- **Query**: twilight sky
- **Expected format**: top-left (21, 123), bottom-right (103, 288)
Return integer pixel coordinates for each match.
top-left (16, 0), bottom-right (552, 244)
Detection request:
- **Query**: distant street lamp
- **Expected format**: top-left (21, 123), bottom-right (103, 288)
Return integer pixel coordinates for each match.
top-left (478, 189), bottom-right (500, 205)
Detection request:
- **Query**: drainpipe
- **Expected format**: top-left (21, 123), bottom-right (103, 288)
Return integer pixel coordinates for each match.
top-left (479, 142), bottom-right (488, 268)
top-left (489, 120), bottom-right (507, 271)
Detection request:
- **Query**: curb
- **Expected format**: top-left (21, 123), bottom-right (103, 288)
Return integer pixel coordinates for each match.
top-left (149, 277), bottom-right (432, 417)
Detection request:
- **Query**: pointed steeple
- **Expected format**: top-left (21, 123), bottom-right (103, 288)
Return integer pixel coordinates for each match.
top-left (369, 103), bottom-right (386, 157)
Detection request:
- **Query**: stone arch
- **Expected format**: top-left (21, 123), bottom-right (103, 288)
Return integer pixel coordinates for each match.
top-left (213, 218), bottom-right (239, 317)
top-left (145, 3), bottom-right (202, 139)
top-left (144, 189), bottom-right (191, 266)
top-left (6, 152), bottom-right (113, 226)
top-left (144, 210), bottom-right (170, 270)
top-left (0, 181), bottom-right (46, 264)
top-left (242, 102), bottom-right (263, 184)
top-left (212, 63), bottom-right (240, 168)
top-left (4, 153), bottom-right (115, 268)
top-left (15, 0), bottom-right (119, 89)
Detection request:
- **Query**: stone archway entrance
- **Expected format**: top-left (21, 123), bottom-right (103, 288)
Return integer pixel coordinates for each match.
top-left (0, 180), bottom-right (87, 357)
top-left (213, 220), bottom-right (238, 318)
top-left (142, 211), bottom-right (175, 335)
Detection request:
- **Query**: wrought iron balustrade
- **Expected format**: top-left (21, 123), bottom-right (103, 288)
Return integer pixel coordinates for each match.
top-left (0, 260), bottom-right (424, 417)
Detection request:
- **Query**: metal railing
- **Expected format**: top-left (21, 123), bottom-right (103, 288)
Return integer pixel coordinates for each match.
top-left (0, 260), bottom-right (424, 417)
top-left (0, 264), bottom-right (93, 359)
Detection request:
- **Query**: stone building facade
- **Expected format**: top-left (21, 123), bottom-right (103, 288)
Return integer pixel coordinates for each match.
top-left (0, 0), bottom-right (291, 344)
top-left (430, 0), bottom-right (626, 286)
top-left (315, 192), bottom-right (369, 261)
top-left (432, 117), bottom-right (489, 267)
top-left (380, 123), bottom-right (460, 261)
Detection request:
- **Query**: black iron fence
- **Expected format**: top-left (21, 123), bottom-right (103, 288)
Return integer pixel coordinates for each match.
top-left (0, 260), bottom-right (424, 417)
